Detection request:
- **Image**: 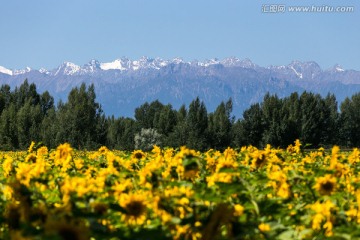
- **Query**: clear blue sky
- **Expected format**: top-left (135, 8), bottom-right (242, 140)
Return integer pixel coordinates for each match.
top-left (0, 0), bottom-right (359, 70)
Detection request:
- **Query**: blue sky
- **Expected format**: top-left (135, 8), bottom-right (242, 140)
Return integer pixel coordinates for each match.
top-left (0, 0), bottom-right (359, 70)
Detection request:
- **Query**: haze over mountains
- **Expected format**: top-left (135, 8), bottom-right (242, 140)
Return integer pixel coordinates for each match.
top-left (0, 57), bottom-right (359, 117)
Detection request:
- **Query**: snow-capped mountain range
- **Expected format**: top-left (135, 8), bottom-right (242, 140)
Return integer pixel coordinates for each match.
top-left (0, 57), bottom-right (359, 117)
top-left (0, 57), bottom-right (266, 76)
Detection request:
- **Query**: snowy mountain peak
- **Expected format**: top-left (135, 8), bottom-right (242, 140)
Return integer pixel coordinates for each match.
top-left (154, 57), bottom-right (169, 67)
top-left (54, 62), bottom-right (80, 76)
top-left (82, 59), bottom-right (101, 73)
top-left (206, 58), bottom-right (220, 66)
top-left (330, 64), bottom-right (345, 72)
top-left (220, 57), bottom-right (257, 68)
top-left (39, 68), bottom-right (49, 74)
top-left (88, 59), bottom-right (100, 66)
top-left (0, 58), bottom-right (355, 79)
top-left (172, 57), bottom-right (184, 64)
top-left (239, 58), bottom-right (257, 68)
top-left (287, 60), bottom-right (322, 79)
top-left (0, 66), bottom-right (13, 75)
top-left (221, 57), bottom-right (240, 66)
top-left (289, 60), bottom-right (321, 70)
top-left (13, 67), bottom-right (32, 75)
top-left (100, 58), bottom-right (131, 71)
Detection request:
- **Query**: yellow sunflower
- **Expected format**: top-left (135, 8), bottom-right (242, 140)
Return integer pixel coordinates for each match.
top-left (119, 192), bottom-right (149, 225)
top-left (314, 174), bottom-right (337, 195)
top-left (37, 146), bottom-right (49, 157)
top-left (55, 143), bottom-right (73, 165)
top-left (25, 153), bottom-right (37, 163)
top-left (251, 150), bottom-right (267, 169)
top-left (132, 150), bottom-right (146, 160)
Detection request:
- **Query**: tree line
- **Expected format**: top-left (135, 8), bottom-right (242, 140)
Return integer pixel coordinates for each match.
top-left (0, 80), bottom-right (359, 151)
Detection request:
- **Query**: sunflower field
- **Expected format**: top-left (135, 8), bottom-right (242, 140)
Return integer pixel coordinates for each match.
top-left (1, 140), bottom-right (360, 240)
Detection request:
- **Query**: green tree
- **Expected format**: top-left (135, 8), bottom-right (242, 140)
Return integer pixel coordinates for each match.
top-left (321, 93), bottom-right (339, 145)
top-left (167, 104), bottom-right (188, 147)
top-left (208, 99), bottom-right (233, 150)
top-left (186, 97), bottom-right (208, 150)
top-left (13, 80), bottom-right (40, 109)
top-left (40, 108), bottom-right (58, 149)
top-left (0, 103), bottom-right (18, 149)
top-left (339, 93), bottom-right (360, 147)
top-left (16, 100), bottom-right (42, 148)
top-left (261, 93), bottom-right (284, 147)
top-left (106, 117), bottom-right (137, 150)
top-left (0, 84), bottom-right (11, 114)
top-left (56, 83), bottom-right (104, 149)
top-left (40, 91), bottom-right (55, 116)
top-left (240, 103), bottom-right (264, 147)
top-left (299, 92), bottom-right (327, 147)
top-left (281, 92), bottom-right (301, 145)
top-left (135, 100), bottom-right (164, 129)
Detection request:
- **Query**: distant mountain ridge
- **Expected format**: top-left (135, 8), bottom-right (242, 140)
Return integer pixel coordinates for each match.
top-left (0, 57), bottom-right (359, 117)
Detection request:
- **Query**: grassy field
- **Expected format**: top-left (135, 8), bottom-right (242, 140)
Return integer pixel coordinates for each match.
top-left (1, 140), bottom-right (360, 239)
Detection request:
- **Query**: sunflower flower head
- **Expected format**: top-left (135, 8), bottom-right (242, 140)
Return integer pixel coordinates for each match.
top-left (98, 146), bottom-right (109, 155)
top-left (308, 200), bottom-right (336, 236)
top-left (314, 174), bottom-right (337, 195)
top-left (25, 153), bottom-right (37, 163)
top-left (55, 143), bottom-right (73, 166)
top-left (251, 150), bottom-right (267, 169)
top-left (120, 192), bottom-right (149, 225)
top-left (2, 155), bottom-right (14, 177)
top-left (37, 146), bottom-right (49, 157)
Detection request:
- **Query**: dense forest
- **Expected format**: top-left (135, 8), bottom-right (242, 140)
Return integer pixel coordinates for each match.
top-left (0, 80), bottom-right (359, 151)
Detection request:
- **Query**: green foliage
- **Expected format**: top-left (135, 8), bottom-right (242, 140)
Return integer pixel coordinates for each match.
top-left (186, 97), bottom-right (208, 150)
top-left (207, 99), bottom-right (233, 150)
top-left (339, 93), bottom-right (360, 147)
top-left (0, 80), bottom-right (359, 150)
top-left (56, 83), bottom-right (104, 149)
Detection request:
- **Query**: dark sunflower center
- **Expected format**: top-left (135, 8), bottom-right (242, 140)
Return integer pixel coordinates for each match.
top-left (185, 162), bottom-right (199, 171)
top-left (58, 226), bottom-right (81, 240)
top-left (60, 150), bottom-right (67, 159)
top-left (134, 153), bottom-right (144, 159)
top-left (221, 164), bottom-right (233, 169)
top-left (255, 155), bottom-right (265, 166)
top-left (94, 203), bottom-right (108, 215)
top-left (126, 200), bottom-right (146, 217)
top-left (321, 181), bottom-right (334, 192)
top-left (28, 155), bottom-right (37, 163)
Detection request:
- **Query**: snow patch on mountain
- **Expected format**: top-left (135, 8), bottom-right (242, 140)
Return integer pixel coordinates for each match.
top-left (54, 62), bottom-right (80, 76)
top-left (81, 60), bottom-right (101, 74)
top-left (13, 67), bottom-right (31, 75)
top-left (290, 66), bottom-right (303, 79)
top-left (0, 66), bottom-right (13, 75)
top-left (100, 58), bottom-right (130, 71)
top-left (331, 64), bottom-right (345, 72)
top-left (39, 68), bottom-right (50, 74)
